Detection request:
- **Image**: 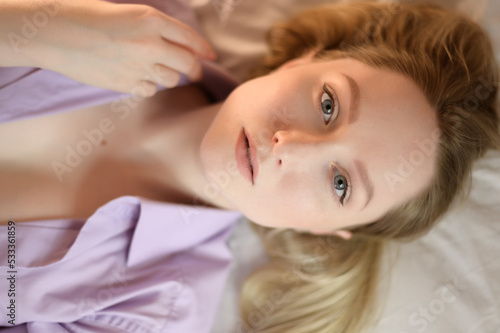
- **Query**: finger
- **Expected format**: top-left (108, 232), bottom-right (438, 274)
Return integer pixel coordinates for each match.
top-left (157, 43), bottom-right (203, 82)
top-left (144, 63), bottom-right (182, 87)
top-left (131, 80), bottom-right (158, 98)
top-left (159, 16), bottom-right (216, 60)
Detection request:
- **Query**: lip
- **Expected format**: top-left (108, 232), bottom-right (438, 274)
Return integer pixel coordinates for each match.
top-left (244, 128), bottom-right (259, 181)
top-left (235, 128), bottom-right (259, 184)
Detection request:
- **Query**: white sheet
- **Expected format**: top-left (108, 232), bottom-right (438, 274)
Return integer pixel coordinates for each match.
top-left (370, 149), bottom-right (500, 332)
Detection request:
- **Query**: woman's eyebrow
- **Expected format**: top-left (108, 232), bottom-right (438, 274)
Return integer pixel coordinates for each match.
top-left (339, 73), bottom-right (360, 124)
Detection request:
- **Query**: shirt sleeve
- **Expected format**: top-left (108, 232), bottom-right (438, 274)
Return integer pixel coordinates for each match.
top-left (0, 196), bottom-right (241, 333)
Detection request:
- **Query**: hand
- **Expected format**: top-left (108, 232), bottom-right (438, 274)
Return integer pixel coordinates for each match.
top-left (16, 0), bottom-right (216, 96)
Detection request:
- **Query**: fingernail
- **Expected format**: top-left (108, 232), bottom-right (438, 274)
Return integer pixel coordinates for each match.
top-left (206, 47), bottom-right (217, 60)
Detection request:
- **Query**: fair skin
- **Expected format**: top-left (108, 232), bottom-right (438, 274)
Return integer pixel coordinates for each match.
top-left (0, 2), bottom-right (439, 240)
top-left (125, 54), bottom-right (439, 239)
top-left (197, 55), bottom-right (440, 238)
top-left (0, 56), bottom-right (438, 239)
top-left (0, 0), bottom-right (215, 94)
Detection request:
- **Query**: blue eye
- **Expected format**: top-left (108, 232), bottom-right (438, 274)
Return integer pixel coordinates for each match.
top-left (321, 85), bottom-right (339, 124)
top-left (333, 167), bottom-right (350, 206)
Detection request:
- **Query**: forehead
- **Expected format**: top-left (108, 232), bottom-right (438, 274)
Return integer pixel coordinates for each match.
top-left (312, 58), bottom-right (440, 214)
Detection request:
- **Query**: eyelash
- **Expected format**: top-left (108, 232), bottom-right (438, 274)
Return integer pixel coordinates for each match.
top-left (320, 84), bottom-right (339, 125)
top-left (334, 166), bottom-right (351, 206)
top-left (319, 83), bottom-right (350, 205)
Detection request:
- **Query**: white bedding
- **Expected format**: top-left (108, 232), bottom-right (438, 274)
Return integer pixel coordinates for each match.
top-left (370, 149), bottom-right (500, 332)
top-left (189, 0), bottom-right (500, 332)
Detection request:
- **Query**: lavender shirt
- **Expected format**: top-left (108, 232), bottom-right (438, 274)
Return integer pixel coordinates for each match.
top-left (0, 1), bottom-right (243, 332)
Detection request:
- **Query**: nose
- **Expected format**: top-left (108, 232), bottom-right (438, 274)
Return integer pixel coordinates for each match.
top-left (272, 130), bottom-right (326, 168)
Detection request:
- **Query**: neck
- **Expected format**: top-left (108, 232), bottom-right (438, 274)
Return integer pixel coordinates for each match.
top-left (128, 101), bottom-right (236, 211)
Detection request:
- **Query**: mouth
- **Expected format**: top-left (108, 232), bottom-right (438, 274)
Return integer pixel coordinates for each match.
top-left (245, 135), bottom-right (254, 177)
top-left (244, 128), bottom-right (259, 182)
top-left (235, 128), bottom-right (259, 184)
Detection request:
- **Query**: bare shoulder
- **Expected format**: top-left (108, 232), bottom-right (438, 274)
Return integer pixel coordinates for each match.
top-left (0, 83), bottom-right (212, 223)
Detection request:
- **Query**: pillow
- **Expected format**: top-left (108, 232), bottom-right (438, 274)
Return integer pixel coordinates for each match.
top-left (189, 0), bottom-right (495, 82)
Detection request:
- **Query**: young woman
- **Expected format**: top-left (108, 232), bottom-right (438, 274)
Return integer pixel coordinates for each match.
top-left (0, 1), bottom-right (498, 332)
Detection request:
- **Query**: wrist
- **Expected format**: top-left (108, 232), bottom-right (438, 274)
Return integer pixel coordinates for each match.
top-left (0, 0), bottom-right (69, 68)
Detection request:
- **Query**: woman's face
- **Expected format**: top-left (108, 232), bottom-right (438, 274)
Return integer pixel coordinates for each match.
top-left (200, 57), bottom-right (439, 236)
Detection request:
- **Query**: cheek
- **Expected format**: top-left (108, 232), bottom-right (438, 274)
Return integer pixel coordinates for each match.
top-left (230, 74), bottom-right (298, 115)
top-left (256, 175), bottom-right (323, 227)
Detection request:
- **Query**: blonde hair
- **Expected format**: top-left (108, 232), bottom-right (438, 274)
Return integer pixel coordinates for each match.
top-left (239, 2), bottom-right (500, 332)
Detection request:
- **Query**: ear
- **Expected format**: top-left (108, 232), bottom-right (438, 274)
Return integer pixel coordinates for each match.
top-left (275, 50), bottom-right (318, 72)
top-left (309, 229), bottom-right (353, 240)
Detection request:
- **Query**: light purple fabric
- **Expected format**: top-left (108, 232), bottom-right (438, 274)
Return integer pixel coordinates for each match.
top-left (0, 60), bottom-right (238, 124)
top-left (0, 197), bottom-right (243, 332)
top-left (0, 1), bottom-right (243, 332)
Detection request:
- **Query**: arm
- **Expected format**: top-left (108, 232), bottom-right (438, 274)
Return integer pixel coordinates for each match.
top-left (0, 0), bottom-right (40, 68)
top-left (0, 0), bottom-right (216, 95)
